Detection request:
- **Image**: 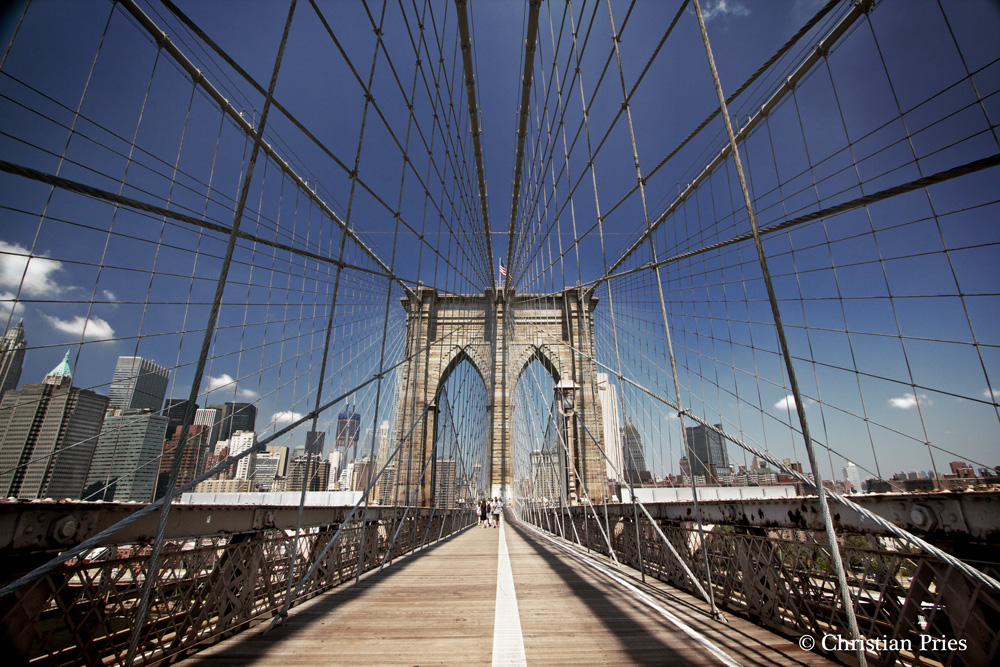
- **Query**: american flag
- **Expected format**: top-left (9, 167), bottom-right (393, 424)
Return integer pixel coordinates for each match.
top-left (499, 262), bottom-right (507, 278)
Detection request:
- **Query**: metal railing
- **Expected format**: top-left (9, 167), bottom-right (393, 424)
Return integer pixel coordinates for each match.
top-left (0, 501), bottom-right (474, 665)
top-left (519, 492), bottom-right (999, 666)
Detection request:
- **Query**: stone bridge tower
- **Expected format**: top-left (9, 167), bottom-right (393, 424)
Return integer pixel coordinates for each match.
top-left (386, 286), bottom-right (605, 506)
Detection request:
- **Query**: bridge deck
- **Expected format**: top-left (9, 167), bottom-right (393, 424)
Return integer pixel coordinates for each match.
top-left (178, 519), bottom-right (834, 666)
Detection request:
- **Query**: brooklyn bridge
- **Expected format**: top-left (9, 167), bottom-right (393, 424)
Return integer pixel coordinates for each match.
top-left (0, 0), bottom-right (998, 665)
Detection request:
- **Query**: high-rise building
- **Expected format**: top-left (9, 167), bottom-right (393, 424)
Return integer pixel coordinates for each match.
top-left (335, 405), bottom-right (361, 455)
top-left (596, 373), bottom-right (623, 481)
top-left (154, 424), bottom-right (211, 499)
top-left (377, 463), bottom-right (396, 505)
top-left (218, 402), bottom-right (256, 441)
top-left (108, 356), bottom-right (169, 412)
top-left (84, 410), bottom-right (169, 501)
top-left (0, 319), bottom-right (26, 402)
top-left (265, 445), bottom-right (289, 477)
top-left (327, 449), bottom-right (344, 490)
top-left (305, 430), bottom-right (325, 455)
top-left (621, 419), bottom-right (650, 485)
top-left (350, 457), bottom-right (375, 495)
top-left (225, 430), bottom-right (257, 480)
top-left (843, 461), bottom-right (862, 492)
top-left (193, 407), bottom-right (221, 451)
top-left (529, 449), bottom-right (560, 502)
top-left (684, 423), bottom-right (728, 483)
top-left (287, 453), bottom-right (330, 492)
top-left (376, 420), bottom-right (391, 467)
top-left (163, 399), bottom-right (198, 439)
top-left (252, 452), bottom-right (282, 491)
top-left (0, 351), bottom-right (108, 499)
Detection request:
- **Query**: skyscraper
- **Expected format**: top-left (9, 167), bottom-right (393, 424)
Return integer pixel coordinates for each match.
top-left (529, 449), bottom-right (560, 501)
top-left (305, 430), bottom-right (325, 455)
top-left (108, 356), bottom-right (169, 412)
top-left (163, 399), bottom-right (198, 437)
top-left (621, 419), bottom-right (650, 485)
top-left (0, 319), bottom-right (26, 402)
top-left (335, 405), bottom-right (361, 454)
top-left (684, 423), bottom-right (728, 482)
top-left (217, 402), bottom-right (256, 441)
top-left (154, 424), bottom-right (212, 500)
top-left (843, 461), bottom-right (862, 492)
top-left (84, 410), bottom-right (169, 501)
top-left (596, 373), bottom-right (623, 481)
top-left (0, 351), bottom-right (108, 499)
top-left (226, 430), bottom-right (257, 480)
top-left (376, 419), bottom-right (391, 467)
top-left (193, 407), bottom-right (221, 451)
top-left (287, 453), bottom-right (330, 492)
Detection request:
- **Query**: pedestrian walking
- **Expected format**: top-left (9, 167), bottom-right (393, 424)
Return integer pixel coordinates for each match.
top-left (492, 497), bottom-right (502, 528)
top-left (480, 499), bottom-right (490, 527)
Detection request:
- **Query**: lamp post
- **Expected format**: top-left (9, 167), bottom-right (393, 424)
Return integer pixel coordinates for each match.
top-left (555, 379), bottom-right (579, 506)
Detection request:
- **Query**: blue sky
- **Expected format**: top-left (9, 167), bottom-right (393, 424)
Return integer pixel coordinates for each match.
top-left (1, 0), bottom-right (998, 485)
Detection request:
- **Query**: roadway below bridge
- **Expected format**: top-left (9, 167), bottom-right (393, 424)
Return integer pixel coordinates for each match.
top-left (178, 514), bottom-right (834, 666)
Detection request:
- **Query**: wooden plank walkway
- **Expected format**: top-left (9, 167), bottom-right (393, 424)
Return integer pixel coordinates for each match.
top-left (177, 518), bottom-right (836, 666)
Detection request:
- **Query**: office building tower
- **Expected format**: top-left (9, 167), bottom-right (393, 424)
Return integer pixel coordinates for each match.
top-left (287, 453), bottom-right (330, 492)
top-left (335, 405), bottom-right (361, 455)
top-left (108, 356), bottom-right (169, 412)
top-left (0, 319), bottom-right (26, 402)
top-left (218, 402), bottom-right (256, 441)
top-left (226, 430), bottom-right (257, 480)
top-left (0, 351), bottom-right (108, 499)
top-left (163, 399), bottom-right (198, 438)
top-left (305, 430), bottom-right (325, 455)
top-left (684, 423), bottom-right (729, 483)
top-left (350, 457), bottom-right (374, 495)
top-left (252, 452), bottom-right (282, 491)
top-left (84, 410), bottom-right (169, 501)
top-left (265, 445), bottom-right (290, 478)
top-left (596, 373), bottom-right (623, 481)
top-left (154, 424), bottom-right (211, 499)
top-left (377, 463), bottom-right (397, 504)
top-left (193, 407), bottom-right (221, 451)
top-left (621, 419), bottom-right (650, 485)
top-left (359, 426), bottom-right (374, 459)
top-left (529, 449), bottom-right (560, 502)
top-left (327, 449), bottom-right (344, 490)
top-left (376, 420), bottom-right (391, 467)
top-left (843, 461), bottom-right (862, 492)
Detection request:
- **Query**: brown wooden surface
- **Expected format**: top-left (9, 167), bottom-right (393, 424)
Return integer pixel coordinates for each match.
top-left (177, 519), bottom-right (837, 666)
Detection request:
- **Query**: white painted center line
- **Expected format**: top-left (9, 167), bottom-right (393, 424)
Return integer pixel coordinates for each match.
top-left (492, 520), bottom-right (527, 666)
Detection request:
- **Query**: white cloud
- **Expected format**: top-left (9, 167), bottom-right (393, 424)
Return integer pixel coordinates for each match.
top-left (42, 314), bottom-right (115, 340)
top-left (699, 0), bottom-right (750, 23)
top-left (775, 395), bottom-right (796, 411)
top-left (273, 410), bottom-right (304, 425)
top-left (888, 392), bottom-right (931, 410)
top-left (0, 291), bottom-right (26, 319)
top-left (206, 374), bottom-right (259, 399)
top-left (206, 373), bottom-right (236, 391)
top-left (0, 240), bottom-right (63, 297)
top-left (984, 388), bottom-right (1000, 402)
top-left (103, 290), bottom-right (118, 302)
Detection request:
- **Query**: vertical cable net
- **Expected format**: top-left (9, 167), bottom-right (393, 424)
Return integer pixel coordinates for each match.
top-left (0, 1), bottom-right (999, 663)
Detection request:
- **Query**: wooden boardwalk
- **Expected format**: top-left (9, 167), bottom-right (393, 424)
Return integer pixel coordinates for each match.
top-left (178, 518), bottom-right (836, 666)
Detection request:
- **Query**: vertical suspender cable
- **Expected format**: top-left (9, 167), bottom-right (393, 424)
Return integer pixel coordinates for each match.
top-left (122, 3), bottom-right (298, 665)
top-left (690, 1), bottom-right (866, 663)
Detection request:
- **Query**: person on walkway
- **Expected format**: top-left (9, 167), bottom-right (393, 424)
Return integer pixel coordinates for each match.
top-left (492, 497), bottom-right (502, 528)
top-left (480, 499), bottom-right (490, 528)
